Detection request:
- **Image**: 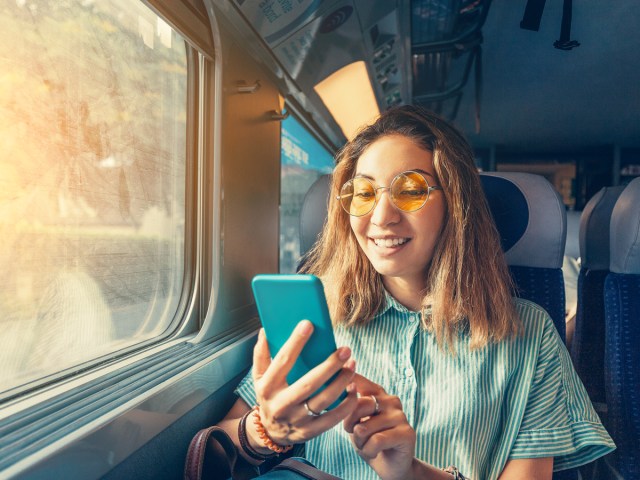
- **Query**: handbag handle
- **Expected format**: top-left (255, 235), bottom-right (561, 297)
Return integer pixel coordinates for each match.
top-left (184, 426), bottom-right (258, 480)
top-left (273, 458), bottom-right (341, 480)
top-left (184, 426), bottom-right (342, 480)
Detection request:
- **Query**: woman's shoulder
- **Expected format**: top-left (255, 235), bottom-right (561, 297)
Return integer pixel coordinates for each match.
top-left (512, 297), bottom-right (558, 336)
top-left (498, 297), bottom-right (563, 358)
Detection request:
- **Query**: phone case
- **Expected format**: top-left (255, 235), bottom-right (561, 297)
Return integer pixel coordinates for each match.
top-left (251, 274), bottom-right (345, 408)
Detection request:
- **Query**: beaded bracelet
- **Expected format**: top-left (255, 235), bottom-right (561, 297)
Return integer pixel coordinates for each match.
top-left (252, 406), bottom-right (293, 454)
top-left (237, 408), bottom-right (277, 461)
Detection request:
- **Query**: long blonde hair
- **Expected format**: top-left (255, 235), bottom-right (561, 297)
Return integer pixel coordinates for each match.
top-left (301, 106), bottom-right (518, 349)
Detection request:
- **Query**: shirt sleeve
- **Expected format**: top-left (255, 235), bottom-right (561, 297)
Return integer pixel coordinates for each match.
top-left (234, 368), bottom-right (258, 407)
top-left (509, 312), bottom-right (616, 471)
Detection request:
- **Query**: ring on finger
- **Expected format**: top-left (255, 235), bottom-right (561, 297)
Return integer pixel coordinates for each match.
top-left (304, 401), bottom-right (326, 417)
top-left (370, 394), bottom-right (380, 415)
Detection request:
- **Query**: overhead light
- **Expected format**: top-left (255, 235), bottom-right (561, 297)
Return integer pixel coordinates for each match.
top-left (314, 61), bottom-right (380, 140)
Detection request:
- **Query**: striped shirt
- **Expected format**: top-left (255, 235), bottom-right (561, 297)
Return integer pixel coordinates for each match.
top-left (236, 296), bottom-right (615, 479)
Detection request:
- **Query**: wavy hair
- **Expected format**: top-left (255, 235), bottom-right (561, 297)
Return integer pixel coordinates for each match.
top-left (301, 105), bottom-right (518, 349)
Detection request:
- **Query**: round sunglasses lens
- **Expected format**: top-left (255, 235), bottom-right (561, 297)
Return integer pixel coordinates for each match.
top-left (391, 172), bottom-right (429, 212)
top-left (341, 178), bottom-right (375, 216)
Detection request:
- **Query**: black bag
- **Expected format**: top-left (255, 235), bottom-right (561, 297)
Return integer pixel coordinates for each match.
top-left (184, 426), bottom-right (341, 480)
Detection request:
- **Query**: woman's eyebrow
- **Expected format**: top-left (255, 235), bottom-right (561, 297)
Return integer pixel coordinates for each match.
top-left (412, 168), bottom-right (437, 179)
top-left (353, 169), bottom-right (437, 180)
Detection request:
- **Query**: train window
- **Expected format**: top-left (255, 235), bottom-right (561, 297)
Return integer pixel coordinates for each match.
top-left (279, 116), bottom-right (334, 273)
top-left (0, 1), bottom-right (189, 395)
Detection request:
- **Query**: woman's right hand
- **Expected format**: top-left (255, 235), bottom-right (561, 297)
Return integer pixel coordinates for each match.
top-left (248, 320), bottom-right (358, 450)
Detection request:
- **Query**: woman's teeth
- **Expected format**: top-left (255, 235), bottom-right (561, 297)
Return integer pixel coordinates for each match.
top-left (373, 238), bottom-right (409, 247)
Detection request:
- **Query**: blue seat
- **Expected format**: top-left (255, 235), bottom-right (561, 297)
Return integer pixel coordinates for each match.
top-left (571, 186), bottom-right (625, 407)
top-left (480, 172), bottom-right (568, 342)
top-left (604, 177), bottom-right (640, 479)
top-left (479, 173), bottom-right (578, 480)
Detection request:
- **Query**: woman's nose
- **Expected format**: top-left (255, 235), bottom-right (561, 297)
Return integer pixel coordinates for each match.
top-left (370, 189), bottom-right (400, 226)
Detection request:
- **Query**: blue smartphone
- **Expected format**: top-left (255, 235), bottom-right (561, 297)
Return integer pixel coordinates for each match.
top-left (251, 274), bottom-right (346, 408)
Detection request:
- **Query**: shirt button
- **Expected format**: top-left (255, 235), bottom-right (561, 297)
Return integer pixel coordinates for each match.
top-left (409, 315), bottom-right (418, 323)
top-left (404, 368), bottom-right (414, 377)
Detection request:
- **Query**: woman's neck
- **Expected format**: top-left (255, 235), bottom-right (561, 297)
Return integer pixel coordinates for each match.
top-left (382, 276), bottom-right (425, 312)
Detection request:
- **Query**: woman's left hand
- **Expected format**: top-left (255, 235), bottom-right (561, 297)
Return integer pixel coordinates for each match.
top-left (343, 374), bottom-right (417, 480)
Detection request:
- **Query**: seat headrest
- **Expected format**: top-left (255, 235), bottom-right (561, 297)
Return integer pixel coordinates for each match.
top-left (579, 185), bottom-right (626, 270)
top-left (565, 210), bottom-right (581, 259)
top-left (610, 177), bottom-right (640, 274)
top-left (480, 172), bottom-right (567, 269)
top-left (299, 174), bottom-right (332, 254)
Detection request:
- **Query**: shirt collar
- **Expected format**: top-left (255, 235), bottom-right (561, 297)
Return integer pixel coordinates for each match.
top-left (377, 289), bottom-right (414, 317)
top-left (376, 289), bottom-right (432, 318)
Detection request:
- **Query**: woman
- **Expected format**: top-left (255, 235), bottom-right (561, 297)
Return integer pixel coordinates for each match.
top-left (217, 106), bottom-right (614, 479)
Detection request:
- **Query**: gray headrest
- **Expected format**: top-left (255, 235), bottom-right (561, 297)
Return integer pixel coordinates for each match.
top-left (565, 210), bottom-right (581, 259)
top-left (299, 174), bottom-right (332, 254)
top-left (480, 172), bottom-right (566, 268)
top-left (579, 186), bottom-right (625, 270)
top-left (610, 177), bottom-right (640, 274)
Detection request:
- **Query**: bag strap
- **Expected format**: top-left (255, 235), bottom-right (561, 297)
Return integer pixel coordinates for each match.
top-left (272, 458), bottom-right (341, 480)
top-left (184, 426), bottom-right (258, 480)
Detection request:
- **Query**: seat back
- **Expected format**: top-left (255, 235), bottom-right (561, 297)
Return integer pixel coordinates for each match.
top-left (571, 186), bottom-right (625, 405)
top-left (299, 174), bottom-right (332, 256)
top-left (480, 172), bottom-right (568, 342)
top-left (604, 177), bottom-right (640, 479)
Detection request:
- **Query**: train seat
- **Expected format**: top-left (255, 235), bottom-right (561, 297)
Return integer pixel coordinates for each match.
top-left (571, 186), bottom-right (625, 408)
top-left (479, 172), bottom-right (568, 343)
top-left (604, 177), bottom-right (640, 480)
top-left (299, 174), bottom-right (332, 256)
top-left (482, 174), bottom-right (576, 480)
top-left (563, 210), bottom-right (581, 347)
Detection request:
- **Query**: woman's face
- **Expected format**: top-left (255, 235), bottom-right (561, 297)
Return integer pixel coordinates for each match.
top-left (349, 134), bottom-right (446, 291)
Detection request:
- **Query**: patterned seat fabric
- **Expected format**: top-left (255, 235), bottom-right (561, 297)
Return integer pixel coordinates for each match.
top-left (604, 177), bottom-right (640, 479)
top-left (571, 186), bottom-right (624, 406)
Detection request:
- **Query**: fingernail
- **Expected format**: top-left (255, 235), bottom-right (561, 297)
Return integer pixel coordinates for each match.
top-left (344, 359), bottom-right (356, 371)
top-left (298, 320), bottom-right (313, 336)
top-left (338, 346), bottom-right (351, 360)
top-left (346, 382), bottom-right (355, 393)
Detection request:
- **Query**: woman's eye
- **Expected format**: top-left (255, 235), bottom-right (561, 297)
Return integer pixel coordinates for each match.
top-left (400, 189), bottom-right (427, 197)
top-left (354, 190), bottom-right (375, 198)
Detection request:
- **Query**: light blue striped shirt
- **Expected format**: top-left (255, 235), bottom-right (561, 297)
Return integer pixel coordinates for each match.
top-left (236, 296), bottom-right (615, 479)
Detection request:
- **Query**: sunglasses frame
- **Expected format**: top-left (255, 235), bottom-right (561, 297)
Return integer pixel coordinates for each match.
top-left (336, 170), bottom-right (443, 217)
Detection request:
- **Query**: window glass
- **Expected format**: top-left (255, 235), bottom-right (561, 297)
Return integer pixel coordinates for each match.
top-left (280, 116), bottom-right (334, 273)
top-left (0, 0), bottom-right (188, 393)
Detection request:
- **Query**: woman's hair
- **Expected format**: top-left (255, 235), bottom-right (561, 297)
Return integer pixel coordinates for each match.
top-left (301, 105), bottom-right (518, 349)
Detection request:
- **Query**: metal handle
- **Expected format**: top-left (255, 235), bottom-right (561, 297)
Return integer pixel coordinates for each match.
top-left (236, 80), bottom-right (261, 94)
top-left (270, 109), bottom-right (290, 121)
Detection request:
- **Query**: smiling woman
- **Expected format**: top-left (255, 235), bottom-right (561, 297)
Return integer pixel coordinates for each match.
top-left (213, 106), bottom-right (615, 480)
top-left (1, 1), bottom-right (637, 478)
